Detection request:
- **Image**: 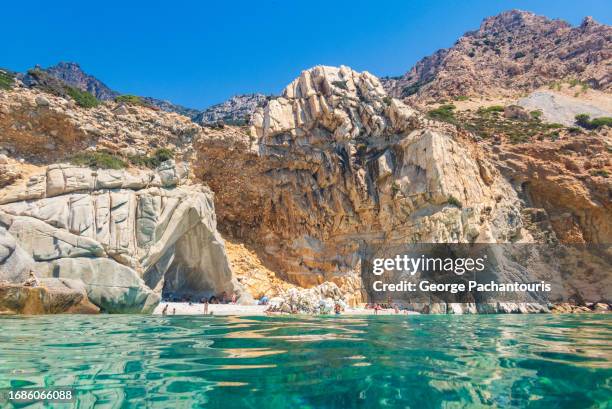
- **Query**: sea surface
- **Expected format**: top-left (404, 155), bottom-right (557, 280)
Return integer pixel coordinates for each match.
top-left (0, 314), bottom-right (610, 408)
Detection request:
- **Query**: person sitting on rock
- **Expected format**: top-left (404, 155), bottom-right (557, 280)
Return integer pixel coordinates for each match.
top-left (209, 295), bottom-right (218, 304)
top-left (23, 271), bottom-right (39, 287)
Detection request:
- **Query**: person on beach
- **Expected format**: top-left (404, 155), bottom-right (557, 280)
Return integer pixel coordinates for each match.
top-left (231, 293), bottom-right (237, 304)
top-left (172, 308), bottom-right (176, 315)
top-left (259, 295), bottom-right (269, 305)
top-left (162, 304), bottom-right (168, 315)
top-left (23, 271), bottom-right (39, 287)
top-left (221, 291), bottom-right (228, 304)
top-left (203, 300), bottom-right (209, 315)
top-left (209, 295), bottom-right (218, 304)
top-left (374, 304), bottom-right (381, 315)
top-left (334, 303), bottom-right (341, 315)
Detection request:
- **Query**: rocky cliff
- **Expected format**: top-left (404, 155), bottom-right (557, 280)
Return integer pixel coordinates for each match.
top-left (0, 84), bottom-right (247, 313)
top-left (0, 161), bottom-right (240, 312)
top-left (195, 65), bottom-right (570, 306)
top-left (384, 10), bottom-right (611, 103)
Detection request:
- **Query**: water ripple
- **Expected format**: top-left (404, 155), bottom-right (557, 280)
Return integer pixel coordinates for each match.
top-left (0, 315), bottom-right (610, 408)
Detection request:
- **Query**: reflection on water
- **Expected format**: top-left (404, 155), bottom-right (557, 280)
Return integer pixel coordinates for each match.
top-left (0, 315), bottom-right (610, 408)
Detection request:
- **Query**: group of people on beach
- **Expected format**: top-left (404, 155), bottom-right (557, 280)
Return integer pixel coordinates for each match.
top-left (161, 291), bottom-right (238, 315)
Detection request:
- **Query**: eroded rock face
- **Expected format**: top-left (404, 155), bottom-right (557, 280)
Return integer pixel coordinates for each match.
top-left (492, 134), bottom-right (611, 244)
top-left (196, 66), bottom-right (530, 303)
top-left (0, 161), bottom-right (239, 312)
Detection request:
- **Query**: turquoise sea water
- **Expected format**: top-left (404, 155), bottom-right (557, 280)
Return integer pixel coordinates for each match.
top-left (0, 314), bottom-right (610, 408)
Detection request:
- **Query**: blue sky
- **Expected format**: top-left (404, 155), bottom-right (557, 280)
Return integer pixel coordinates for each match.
top-left (2, 0), bottom-right (610, 109)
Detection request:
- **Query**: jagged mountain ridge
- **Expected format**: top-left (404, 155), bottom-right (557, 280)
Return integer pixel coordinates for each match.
top-left (44, 62), bottom-right (119, 101)
top-left (383, 10), bottom-right (611, 102)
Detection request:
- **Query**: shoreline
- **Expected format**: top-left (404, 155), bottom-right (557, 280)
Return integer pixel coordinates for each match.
top-left (151, 302), bottom-right (611, 316)
top-left (152, 302), bottom-right (420, 316)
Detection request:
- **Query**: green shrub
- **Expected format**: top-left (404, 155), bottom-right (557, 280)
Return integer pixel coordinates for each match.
top-left (479, 105), bottom-right (504, 114)
top-left (331, 80), bottom-right (348, 91)
top-left (382, 96), bottom-right (393, 106)
top-left (454, 95), bottom-right (469, 101)
top-left (65, 86), bottom-right (99, 108)
top-left (70, 151), bottom-right (126, 169)
top-left (128, 148), bottom-right (175, 168)
top-left (427, 104), bottom-right (456, 123)
top-left (530, 110), bottom-right (542, 120)
top-left (401, 84), bottom-right (421, 97)
top-left (514, 51), bottom-right (526, 59)
top-left (447, 195), bottom-right (463, 208)
top-left (115, 95), bottom-right (146, 106)
top-left (575, 114), bottom-right (612, 129)
top-left (0, 69), bottom-right (15, 90)
top-left (575, 114), bottom-right (591, 128)
top-left (590, 169), bottom-right (609, 178)
top-left (589, 117), bottom-right (612, 129)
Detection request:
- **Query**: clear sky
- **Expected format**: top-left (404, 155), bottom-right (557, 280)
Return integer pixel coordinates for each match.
top-left (2, 0), bottom-right (610, 109)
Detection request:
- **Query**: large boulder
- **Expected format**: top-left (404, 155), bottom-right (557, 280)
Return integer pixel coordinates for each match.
top-left (0, 278), bottom-right (99, 314)
top-left (0, 162), bottom-right (242, 313)
top-left (0, 226), bottom-right (34, 283)
top-left (41, 258), bottom-right (158, 313)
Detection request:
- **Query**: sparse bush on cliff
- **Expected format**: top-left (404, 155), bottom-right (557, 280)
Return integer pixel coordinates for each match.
top-left (530, 110), bottom-right (542, 120)
top-left (65, 86), bottom-right (100, 108)
top-left (447, 195), bottom-right (463, 208)
top-left (331, 80), bottom-right (348, 91)
top-left (70, 151), bottom-right (127, 169)
top-left (575, 114), bottom-right (612, 130)
top-left (478, 105), bottom-right (504, 114)
top-left (590, 169), bottom-right (609, 178)
top-left (427, 104), bottom-right (456, 123)
top-left (0, 69), bottom-right (15, 90)
top-left (128, 148), bottom-right (175, 168)
top-left (115, 95), bottom-right (147, 106)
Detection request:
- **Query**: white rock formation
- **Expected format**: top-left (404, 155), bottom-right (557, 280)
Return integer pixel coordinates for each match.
top-left (0, 161), bottom-right (240, 312)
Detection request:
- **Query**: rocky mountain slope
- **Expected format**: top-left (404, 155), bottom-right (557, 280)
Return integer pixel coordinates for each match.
top-left (22, 62), bottom-right (200, 118)
top-left (194, 94), bottom-right (270, 125)
top-left (43, 62), bottom-right (120, 101)
top-left (384, 10), bottom-right (611, 103)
